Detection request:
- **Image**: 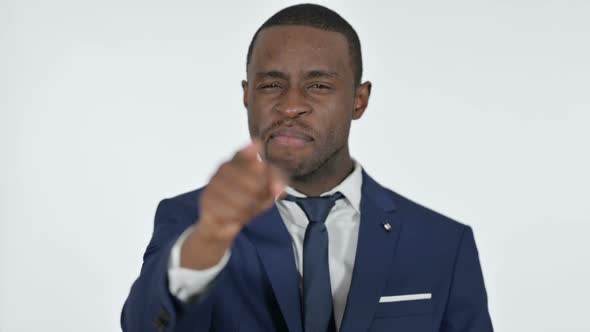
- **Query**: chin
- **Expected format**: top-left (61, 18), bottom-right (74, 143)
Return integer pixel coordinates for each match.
top-left (265, 152), bottom-right (310, 176)
top-left (273, 159), bottom-right (332, 184)
top-left (268, 155), bottom-right (303, 173)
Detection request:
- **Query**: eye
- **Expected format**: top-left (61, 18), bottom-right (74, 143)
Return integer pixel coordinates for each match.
top-left (307, 83), bottom-right (333, 94)
top-left (309, 83), bottom-right (330, 89)
top-left (258, 83), bottom-right (281, 89)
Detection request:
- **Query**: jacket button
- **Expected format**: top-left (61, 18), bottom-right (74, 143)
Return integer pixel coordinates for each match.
top-left (152, 308), bottom-right (170, 331)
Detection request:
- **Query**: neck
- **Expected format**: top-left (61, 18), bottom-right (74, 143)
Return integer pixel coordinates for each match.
top-left (289, 146), bottom-right (354, 197)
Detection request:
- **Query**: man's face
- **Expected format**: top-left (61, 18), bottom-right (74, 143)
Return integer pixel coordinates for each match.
top-left (243, 25), bottom-right (370, 178)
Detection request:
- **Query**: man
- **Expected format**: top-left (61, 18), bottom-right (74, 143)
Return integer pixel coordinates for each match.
top-left (121, 4), bottom-right (493, 332)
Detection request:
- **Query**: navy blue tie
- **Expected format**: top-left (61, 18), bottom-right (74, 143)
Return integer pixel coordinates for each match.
top-left (285, 192), bottom-right (344, 332)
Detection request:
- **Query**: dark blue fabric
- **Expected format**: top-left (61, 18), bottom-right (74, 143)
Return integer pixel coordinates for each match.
top-left (285, 192), bottom-right (344, 332)
top-left (121, 171), bottom-right (494, 332)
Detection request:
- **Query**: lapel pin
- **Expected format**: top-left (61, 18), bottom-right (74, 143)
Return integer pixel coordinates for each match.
top-left (382, 222), bottom-right (392, 232)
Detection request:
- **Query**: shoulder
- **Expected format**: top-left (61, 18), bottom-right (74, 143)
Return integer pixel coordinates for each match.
top-left (377, 184), bottom-right (474, 261)
top-left (154, 187), bottom-right (207, 222)
top-left (372, 179), bottom-right (471, 248)
top-left (389, 187), bottom-right (467, 231)
top-left (363, 171), bottom-right (467, 232)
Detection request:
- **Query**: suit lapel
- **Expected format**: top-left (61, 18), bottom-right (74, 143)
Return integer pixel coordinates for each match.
top-left (244, 206), bottom-right (303, 332)
top-left (340, 172), bottom-right (402, 332)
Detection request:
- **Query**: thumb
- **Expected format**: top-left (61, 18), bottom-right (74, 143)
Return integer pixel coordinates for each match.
top-left (250, 138), bottom-right (264, 162)
top-left (268, 164), bottom-right (288, 199)
top-left (236, 142), bottom-right (259, 162)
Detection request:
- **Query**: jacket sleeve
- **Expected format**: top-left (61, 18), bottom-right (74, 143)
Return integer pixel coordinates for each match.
top-left (441, 226), bottom-right (494, 332)
top-left (121, 198), bottom-right (222, 332)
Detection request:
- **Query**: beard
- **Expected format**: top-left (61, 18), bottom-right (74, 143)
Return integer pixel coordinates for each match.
top-left (263, 132), bottom-right (344, 181)
top-left (250, 114), bottom-right (350, 182)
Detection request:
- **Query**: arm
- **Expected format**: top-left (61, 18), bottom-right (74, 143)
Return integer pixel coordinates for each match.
top-left (168, 225), bottom-right (231, 302)
top-left (441, 226), bottom-right (494, 332)
top-left (121, 198), bottom-right (221, 332)
top-left (121, 143), bottom-right (285, 331)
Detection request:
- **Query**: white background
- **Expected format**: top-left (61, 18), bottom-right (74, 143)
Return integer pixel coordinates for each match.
top-left (1, 0), bottom-right (589, 331)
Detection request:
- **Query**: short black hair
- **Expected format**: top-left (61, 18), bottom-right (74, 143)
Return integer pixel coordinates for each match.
top-left (246, 3), bottom-right (363, 85)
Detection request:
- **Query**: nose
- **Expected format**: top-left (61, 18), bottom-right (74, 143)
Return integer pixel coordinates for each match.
top-left (275, 87), bottom-right (311, 118)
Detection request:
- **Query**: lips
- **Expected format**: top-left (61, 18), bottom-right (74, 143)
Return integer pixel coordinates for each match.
top-left (267, 128), bottom-right (314, 147)
top-left (269, 128), bottom-right (313, 141)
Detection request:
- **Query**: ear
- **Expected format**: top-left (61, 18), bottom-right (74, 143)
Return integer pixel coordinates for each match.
top-left (242, 80), bottom-right (249, 108)
top-left (352, 81), bottom-right (372, 120)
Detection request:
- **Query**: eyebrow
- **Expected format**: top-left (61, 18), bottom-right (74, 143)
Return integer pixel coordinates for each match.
top-left (255, 71), bottom-right (289, 80)
top-left (304, 70), bottom-right (339, 79)
top-left (255, 70), bottom-right (340, 80)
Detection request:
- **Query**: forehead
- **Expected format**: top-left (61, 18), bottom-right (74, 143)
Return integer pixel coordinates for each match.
top-left (249, 25), bottom-right (352, 78)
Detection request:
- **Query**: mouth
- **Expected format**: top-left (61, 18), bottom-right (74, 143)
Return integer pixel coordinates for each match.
top-left (267, 128), bottom-right (314, 148)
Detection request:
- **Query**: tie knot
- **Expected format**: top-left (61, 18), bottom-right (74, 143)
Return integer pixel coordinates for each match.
top-left (284, 192), bottom-right (344, 224)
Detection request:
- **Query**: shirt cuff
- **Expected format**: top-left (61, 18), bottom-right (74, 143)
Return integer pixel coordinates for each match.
top-left (167, 225), bottom-right (231, 302)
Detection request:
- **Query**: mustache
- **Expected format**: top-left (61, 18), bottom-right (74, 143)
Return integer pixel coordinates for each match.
top-left (261, 119), bottom-right (318, 140)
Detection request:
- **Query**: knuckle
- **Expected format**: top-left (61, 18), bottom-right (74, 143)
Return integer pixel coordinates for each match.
top-left (254, 182), bottom-right (269, 198)
top-left (218, 162), bottom-right (231, 174)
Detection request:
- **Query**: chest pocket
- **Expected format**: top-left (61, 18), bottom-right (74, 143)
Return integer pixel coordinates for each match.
top-left (374, 297), bottom-right (433, 318)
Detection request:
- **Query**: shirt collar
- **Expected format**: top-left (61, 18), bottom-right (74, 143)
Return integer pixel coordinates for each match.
top-left (283, 161), bottom-right (363, 213)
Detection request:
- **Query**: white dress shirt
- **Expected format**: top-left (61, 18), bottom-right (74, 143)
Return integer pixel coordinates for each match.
top-left (168, 162), bottom-right (363, 331)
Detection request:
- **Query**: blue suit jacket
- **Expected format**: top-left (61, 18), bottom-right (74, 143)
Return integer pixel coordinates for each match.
top-left (122, 171), bottom-right (493, 331)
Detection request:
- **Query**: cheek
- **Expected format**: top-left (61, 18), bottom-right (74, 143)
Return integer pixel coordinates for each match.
top-left (247, 105), bottom-right (271, 138)
top-left (321, 113), bottom-right (352, 148)
top-left (247, 109), bottom-right (260, 136)
top-left (328, 101), bottom-right (354, 133)
top-left (332, 119), bottom-right (352, 141)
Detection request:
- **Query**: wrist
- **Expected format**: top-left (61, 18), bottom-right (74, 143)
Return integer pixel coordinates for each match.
top-left (179, 220), bottom-right (234, 270)
top-left (196, 216), bottom-right (239, 245)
